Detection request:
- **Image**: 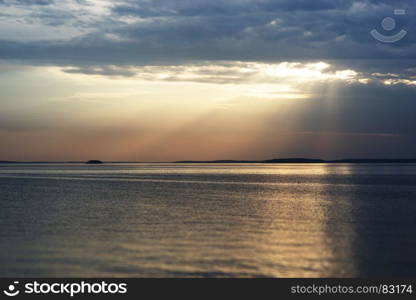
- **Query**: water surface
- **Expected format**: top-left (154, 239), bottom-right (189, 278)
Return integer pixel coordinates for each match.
top-left (1, 163), bottom-right (415, 277)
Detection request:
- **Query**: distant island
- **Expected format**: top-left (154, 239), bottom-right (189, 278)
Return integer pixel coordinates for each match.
top-left (85, 160), bottom-right (103, 164)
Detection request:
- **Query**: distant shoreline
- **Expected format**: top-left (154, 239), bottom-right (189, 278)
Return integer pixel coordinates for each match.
top-left (175, 158), bottom-right (416, 164)
top-left (1, 158), bottom-right (416, 164)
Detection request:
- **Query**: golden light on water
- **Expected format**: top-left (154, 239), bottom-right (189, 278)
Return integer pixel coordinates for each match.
top-left (228, 164), bottom-right (357, 277)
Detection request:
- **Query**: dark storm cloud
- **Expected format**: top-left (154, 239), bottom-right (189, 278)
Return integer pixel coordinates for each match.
top-left (0, 0), bottom-right (415, 68)
top-left (108, 0), bottom-right (415, 58)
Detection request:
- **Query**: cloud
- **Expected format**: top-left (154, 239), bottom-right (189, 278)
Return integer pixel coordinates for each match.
top-left (0, 0), bottom-right (54, 5)
top-left (0, 0), bottom-right (415, 68)
top-left (0, 0), bottom-right (115, 41)
top-left (112, 0), bottom-right (354, 18)
top-left (0, 0), bottom-right (414, 88)
top-left (63, 65), bottom-right (137, 77)
top-left (63, 61), bottom-right (361, 83)
top-left (59, 61), bottom-right (416, 89)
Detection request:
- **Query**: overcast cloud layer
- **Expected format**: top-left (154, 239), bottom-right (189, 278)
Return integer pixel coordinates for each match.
top-left (0, 0), bottom-right (415, 68)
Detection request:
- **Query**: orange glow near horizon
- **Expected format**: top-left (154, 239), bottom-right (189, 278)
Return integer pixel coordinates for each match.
top-left (0, 61), bottom-right (408, 161)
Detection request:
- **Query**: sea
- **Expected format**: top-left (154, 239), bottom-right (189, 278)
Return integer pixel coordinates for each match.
top-left (1, 163), bottom-right (415, 277)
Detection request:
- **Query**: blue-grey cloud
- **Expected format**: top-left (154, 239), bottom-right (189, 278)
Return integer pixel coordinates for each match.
top-left (0, 0), bottom-right (54, 5)
top-left (0, 0), bottom-right (415, 67)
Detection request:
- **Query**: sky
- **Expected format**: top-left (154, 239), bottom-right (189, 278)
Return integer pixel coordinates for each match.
top-left (0, 0), bottom-right (415, 161)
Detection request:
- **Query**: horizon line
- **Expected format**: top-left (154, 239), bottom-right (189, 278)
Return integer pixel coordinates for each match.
top-left (2, 158), bottom-right (416, 164)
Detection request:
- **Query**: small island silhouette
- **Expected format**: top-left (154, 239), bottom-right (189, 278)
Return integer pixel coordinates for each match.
top-left (85, 160), bottom-right (103, 164)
